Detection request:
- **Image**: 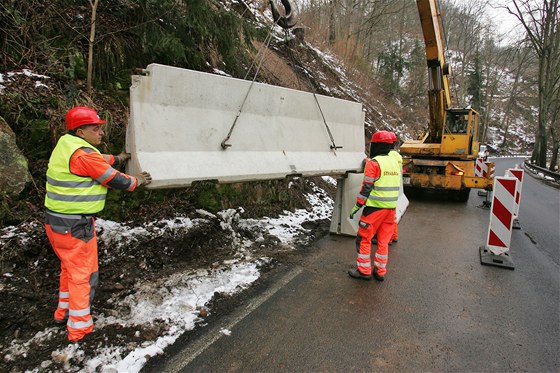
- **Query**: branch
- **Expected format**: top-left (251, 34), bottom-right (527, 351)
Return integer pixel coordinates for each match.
top-left (508, 0), bottom-right (543, 55)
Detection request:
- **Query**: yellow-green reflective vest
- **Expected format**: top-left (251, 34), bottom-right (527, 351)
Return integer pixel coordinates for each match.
top-left (45, 134), bottom-right (108, 214)
top-left (389, 149), bottom-right (402, 167)
top-left (365, 155), bottom-right (401, 209)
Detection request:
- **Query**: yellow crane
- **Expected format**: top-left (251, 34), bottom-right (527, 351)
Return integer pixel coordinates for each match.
top-left (400, 0), bottom-right (493, 201)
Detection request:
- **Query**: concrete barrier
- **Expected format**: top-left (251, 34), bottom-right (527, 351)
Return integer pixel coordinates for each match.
top-left (330, 173), bottom-right (409, 236)
top-left (126, 64), bottom-right (366, 188)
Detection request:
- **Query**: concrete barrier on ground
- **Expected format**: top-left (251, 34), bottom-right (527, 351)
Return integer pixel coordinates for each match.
top-left (330, 173), bottom-right (410, 236)
top-left (125, 64), bottom-right (366, 189)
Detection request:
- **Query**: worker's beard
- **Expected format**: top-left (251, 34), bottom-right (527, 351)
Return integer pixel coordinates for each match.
top-left (369, 142), bottom-right (393, 158)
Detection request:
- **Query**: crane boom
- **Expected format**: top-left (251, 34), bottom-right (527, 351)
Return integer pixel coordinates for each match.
top-left (417, 0), bottom-right (452, 142)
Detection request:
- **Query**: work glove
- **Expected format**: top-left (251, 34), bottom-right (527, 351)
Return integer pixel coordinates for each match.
top-left (135, 171), bottom-right (152, 187)
top-left (349, 204), bottom-right (361, 219)
top-left (115, 151), bottom-right (131, 164)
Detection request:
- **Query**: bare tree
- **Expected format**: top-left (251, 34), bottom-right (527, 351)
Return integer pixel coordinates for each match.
top-left (497, 46), bottom-right (533, 147)
top-left (478, 37), bottom-right (511, 144)
top-left (328, 0), bottom-right (337, 43)
top-left (507, 0), bottom-right (560, 168)
top-left (297, 0), bottom-right (405, 68)
top-left (549, 94), bottom-right (560, 170)
top-left (87, 0), bottom-right (100, 94)
top-left (441, 0), bottom-right (489, 106)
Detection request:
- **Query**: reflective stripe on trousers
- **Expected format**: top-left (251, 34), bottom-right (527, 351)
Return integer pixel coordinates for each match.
top-left (354, 209), bottom-right (395, 276)
top-left (55, 291), bottom-right (70, 322)
top-left (46, 222), bottom-right (99, 341)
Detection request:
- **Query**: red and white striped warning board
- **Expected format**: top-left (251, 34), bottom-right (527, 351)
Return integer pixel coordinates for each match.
top-left (475, 158), bottom-right (484, 177)
top-left (483, 161), bottom-right (495, 179)
top-left (506, 168), bottom-right (524, 218)
top-left (485, 176), bottom-right (517, 255)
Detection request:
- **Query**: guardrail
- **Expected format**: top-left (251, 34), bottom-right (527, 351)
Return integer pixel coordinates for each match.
top-left (523, 160), bottom-right (560, 183)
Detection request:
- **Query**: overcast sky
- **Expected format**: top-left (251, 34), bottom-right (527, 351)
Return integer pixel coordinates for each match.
top-left (486, 0), bottom-right (524, 41)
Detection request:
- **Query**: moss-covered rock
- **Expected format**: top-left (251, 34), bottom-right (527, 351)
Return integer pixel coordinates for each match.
top-left (0, 116), bottom-right (32, 196)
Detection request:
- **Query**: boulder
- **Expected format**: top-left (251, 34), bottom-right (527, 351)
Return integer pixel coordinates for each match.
top-left (0, 117), bottom-right (32, 196)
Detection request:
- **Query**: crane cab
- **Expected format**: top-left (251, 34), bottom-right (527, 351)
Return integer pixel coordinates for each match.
top-left (441, 108), bottom-right (480, 158)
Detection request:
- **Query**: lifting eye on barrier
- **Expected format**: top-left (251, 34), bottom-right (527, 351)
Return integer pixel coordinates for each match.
top-left (133, 68), bottom-right (149, 76)
top-left (330, 145), bottom-right (343, 150)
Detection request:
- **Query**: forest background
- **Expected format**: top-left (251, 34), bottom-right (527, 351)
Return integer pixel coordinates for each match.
top-left (0, 0), bottom-right (558, 227)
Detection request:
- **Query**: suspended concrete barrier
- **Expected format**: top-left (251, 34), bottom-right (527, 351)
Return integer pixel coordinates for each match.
top-left (125, 64), bottom-right (366, 189)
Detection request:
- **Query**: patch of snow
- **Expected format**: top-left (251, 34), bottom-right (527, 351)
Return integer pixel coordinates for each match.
top-left (0, 180), bottom-right (334, 372)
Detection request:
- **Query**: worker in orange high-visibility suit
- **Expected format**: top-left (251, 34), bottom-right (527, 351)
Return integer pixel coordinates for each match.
top-left (371, 132), bottom-right (402, 245)
top-left (348, 130), bottom-right (401, 282)
top-left (44, 106), bottom-right (152, 342)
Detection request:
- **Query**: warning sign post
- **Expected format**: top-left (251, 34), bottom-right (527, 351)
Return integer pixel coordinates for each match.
top-left (506, 168), bottom-right (524, 230)
top-left (479, 176), bottom-right (517, 269)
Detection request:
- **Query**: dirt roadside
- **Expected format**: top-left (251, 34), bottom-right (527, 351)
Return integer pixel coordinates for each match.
top-left (0, 177), bottom-right (335, 372)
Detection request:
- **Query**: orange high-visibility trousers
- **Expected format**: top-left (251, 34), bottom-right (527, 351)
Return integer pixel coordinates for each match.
top-left (45, 218), bottom-right (98, 342)
top-left (355, 209), bottom-right (395, 276)
top-left (391, 214), bottom-right (399, 241)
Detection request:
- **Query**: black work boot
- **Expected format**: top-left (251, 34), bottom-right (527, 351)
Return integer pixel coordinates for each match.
top-left (348, 268), bottom-right (372, 281)
top-left (372, 268), bottom-right (385, 282)
top-left (54, 318), bottom-right (67, 327)
top-left (373, 237), bottom-right (394, 245)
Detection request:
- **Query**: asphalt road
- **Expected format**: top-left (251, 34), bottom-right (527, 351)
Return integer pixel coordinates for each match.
top-left (147, 157), bottom-right (560, 373)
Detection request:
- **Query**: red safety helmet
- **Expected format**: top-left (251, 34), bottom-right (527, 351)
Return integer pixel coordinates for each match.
top-left (370, 130), bottom-right (396, 144)
top-left (65, 106), bottom-right (105, 130)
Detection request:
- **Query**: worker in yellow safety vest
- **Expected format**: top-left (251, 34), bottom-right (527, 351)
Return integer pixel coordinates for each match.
top-left (44, 106), bottom-right (152, 342)
top-left (348, 130), bottom-right (401, 281)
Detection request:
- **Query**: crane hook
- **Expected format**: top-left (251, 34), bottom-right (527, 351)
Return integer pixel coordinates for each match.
top-left (269, 0), bottom-right (297, 29)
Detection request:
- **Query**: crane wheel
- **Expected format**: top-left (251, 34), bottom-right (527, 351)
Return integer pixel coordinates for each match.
top-left (454, 188), bottom-right (471, 202)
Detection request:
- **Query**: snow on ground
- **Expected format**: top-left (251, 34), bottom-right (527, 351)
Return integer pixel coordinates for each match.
top-left (0, 183), bottom-right (334, 372)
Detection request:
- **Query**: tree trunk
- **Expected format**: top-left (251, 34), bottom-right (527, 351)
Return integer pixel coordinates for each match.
top-left (548, 101), bottom-right (560, 170)
top-left (535, 44), bottom-right (549, 167)
top-left (394, 1), bottom-right (407, 96)
top-left (328, 0), bottom-right (336, 44)
top-left (497, 49), bottom-right (526, 148)
top-left (87, 0), bottom-right (100, 94)
top-left (550, 136), bottom-right (559, 171)
top-left (501, 117), bottom-right (512, 150)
